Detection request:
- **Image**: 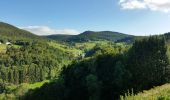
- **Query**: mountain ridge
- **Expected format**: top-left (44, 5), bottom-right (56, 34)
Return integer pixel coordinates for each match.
top-left (45, 31), bottom-right (134, 43)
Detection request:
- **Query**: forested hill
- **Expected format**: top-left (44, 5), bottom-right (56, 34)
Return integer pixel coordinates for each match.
top-left (45, 31), bottom-right (134, 43)
top-left (0, 22), bottom-right (44, 42)
top-left (0, 22), bottom-right (74, 85)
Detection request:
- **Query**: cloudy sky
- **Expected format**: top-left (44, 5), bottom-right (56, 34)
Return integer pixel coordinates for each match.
top-left (0, 0), bottom-right (170, 36)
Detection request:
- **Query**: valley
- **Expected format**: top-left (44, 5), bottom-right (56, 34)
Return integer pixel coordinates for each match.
top-left (0, 22), bottom-right (169, 100)
top-left (1, 0), bottom-right (170, 99)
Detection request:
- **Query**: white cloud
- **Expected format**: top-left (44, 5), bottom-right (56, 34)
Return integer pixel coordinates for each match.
top-left (119, 0), bottom-right (170, 13)
top-left (20, 26), bottom-right (80, 35)
top-left (120, 0), bottom-right (146, 9)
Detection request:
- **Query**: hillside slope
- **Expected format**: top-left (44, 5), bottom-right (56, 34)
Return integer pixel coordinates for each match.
top-left (0, 22), bottom-right (43, 42)
top-left (45, 31), bottom-right (134, 43)
top-left (120, 84), bottom-right (170, 100)
top-left (0, 22), bottom-right (75, 84)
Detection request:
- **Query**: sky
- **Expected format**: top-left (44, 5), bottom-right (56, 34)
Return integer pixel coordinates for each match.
top-left (0, 0), bottom-right (170, 36)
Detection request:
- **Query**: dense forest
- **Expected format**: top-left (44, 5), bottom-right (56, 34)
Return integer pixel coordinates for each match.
top-left (23, 36), bottom-right (170, 100)
top-left (0, 22), bottom-right (170, 100)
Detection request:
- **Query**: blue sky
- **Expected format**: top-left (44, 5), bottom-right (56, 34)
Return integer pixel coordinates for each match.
top-left (0, 0), bottom-right (170, 36)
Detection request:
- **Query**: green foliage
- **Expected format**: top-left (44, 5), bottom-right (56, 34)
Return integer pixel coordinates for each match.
top-left (85, 42), bottom-right (130, 57)
top-left (1, 22), bottom-right (170, 100)
top-left (0, 44), bottom-right (7, 53)
top-left (45, 31), bottom-right (134, 43)
top-left (23, 45), bottom-right (130, 100)
top-left (48, 41), bottom-right (83, 59)
top-left (86, 74), bottom-right (101, 100)
top-left (120, 84), bottom-right (170, 100)
top-left (23, 36), bottom-right (170, 100)
top-left (127, 36), bottom-right (169, 91)
top-left (0, 80), bottom-right (48, 100)
top-left (0, 41), bottom-right (72, 84)
top-left (0, 22), bottom-right (75, 85)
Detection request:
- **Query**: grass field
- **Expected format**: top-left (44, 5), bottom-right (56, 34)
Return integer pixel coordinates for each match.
top-left (48, 41), bottom-right (84, 58)
top-left (74, 41), bottom-right (110, 51)
top-left (120, 84), bottom-right (170, 100)
top-left (0, 80), bottom-right (49, 100)
top-left (48, 41), bottom-right (81, 52)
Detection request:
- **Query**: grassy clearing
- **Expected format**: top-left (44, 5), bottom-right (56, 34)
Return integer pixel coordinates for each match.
top-left (48, 41), bottom-right (82, 53)
top-left (12, 45), bottom-right (22, 49)
top-left (0, 80), bottom-right (49, 100)
top-left (0, 44), bottom-right (7, 53)
top-left (120, 84), bottom-right (170, 100)
top-left (74, 41), bottom-right (110, 51)
top-left (28, 80), bottom-right (49, 89)
top-left (48, 41), bottom-right (113, 53)
top-left (48, 41), bottom-right (84, 58)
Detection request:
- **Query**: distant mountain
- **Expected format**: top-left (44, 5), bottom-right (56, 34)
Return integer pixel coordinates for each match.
top-left (45, 31), bottom-right (135, 43)
top-left (45, 34), bottom-right (74, 41)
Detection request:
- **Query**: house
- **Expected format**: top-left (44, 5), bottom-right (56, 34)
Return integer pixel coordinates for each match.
top-left (6, 42), bottom-right (11, 45)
